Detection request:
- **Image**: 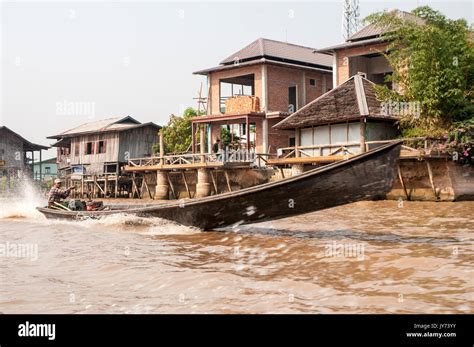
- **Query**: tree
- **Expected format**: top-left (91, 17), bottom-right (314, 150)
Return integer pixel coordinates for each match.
top-left (366, 7), bottom-right (474, 135)
top-left (152, 107), bottom-right (203, 154)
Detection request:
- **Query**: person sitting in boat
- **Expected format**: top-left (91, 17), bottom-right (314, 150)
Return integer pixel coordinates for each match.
top-left (48, 179), bottom-right (75, 207)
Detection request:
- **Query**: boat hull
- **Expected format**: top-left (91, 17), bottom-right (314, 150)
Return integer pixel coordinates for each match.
top-left (37, 141), bottom-right (402, 229)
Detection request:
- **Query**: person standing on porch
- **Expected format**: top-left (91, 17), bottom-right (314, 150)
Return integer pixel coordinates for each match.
top-left (212, 139), bottom-right (221, 154)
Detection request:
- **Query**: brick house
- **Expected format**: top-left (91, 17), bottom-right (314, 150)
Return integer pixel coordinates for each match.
top-left (316, 10), bottom-right (421, 88)
top-left (191, 38), bottom-right (333, 155)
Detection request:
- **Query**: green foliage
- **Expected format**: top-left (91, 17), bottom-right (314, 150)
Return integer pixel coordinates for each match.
top-left (220, 127), bottom-right (232, 147)
top-left (220, 127), bottom-right (240, 147)
top-left (152, 107), bottom-right (203, 154)
top-left (366, 6), bottom-right (474, 132)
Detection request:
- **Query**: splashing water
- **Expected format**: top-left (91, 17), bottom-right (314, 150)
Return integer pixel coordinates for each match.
top-left (0, 179), bottom-right (46, 219)
top-left (0, 179), bottom-right (199, 235)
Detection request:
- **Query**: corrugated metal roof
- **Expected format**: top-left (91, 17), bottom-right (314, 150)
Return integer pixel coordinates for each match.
top-left (218, 38), bottom-right (332, 67)
top-left (0, 126), bottom-right (49, 150)
top-left (48, 116), bottom-right (160, 139)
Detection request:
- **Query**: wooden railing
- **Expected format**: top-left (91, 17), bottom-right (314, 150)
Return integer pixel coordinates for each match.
top-left (366, 137), bottom-right (449, 157)
top-left (278, 142), bottom-right (360, 159)
top-left (277, 137), bottom-right (449, 160)
top-left (128, 149), bottom-right (272, 168)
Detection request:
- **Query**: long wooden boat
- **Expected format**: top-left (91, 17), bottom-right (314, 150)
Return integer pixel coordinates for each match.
top-left (37, 141), bottom-right (402, 229)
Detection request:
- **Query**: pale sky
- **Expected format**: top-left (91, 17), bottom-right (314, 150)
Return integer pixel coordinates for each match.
top-left (1, 0), bottom-right (473, 159)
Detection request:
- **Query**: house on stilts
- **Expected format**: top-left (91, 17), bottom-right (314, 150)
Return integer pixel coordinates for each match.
top-left (0, 126), bottom-right (49, 192)
top-left (48, 116), bottom-right (160, 198)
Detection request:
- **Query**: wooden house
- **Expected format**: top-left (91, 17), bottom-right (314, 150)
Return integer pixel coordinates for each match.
top-left (273, 74), bottom-right (398, 164)
top-left (48, 116), bottom-right (160, 179)
top-left (191, 38), bottom-right (334, 155)
top-left (33, 157), bottom-right (58, 181)
top-left (0, 126), bottom-right (49, 189)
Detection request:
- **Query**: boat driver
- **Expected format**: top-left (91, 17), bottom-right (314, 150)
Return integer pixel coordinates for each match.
top-left (48, 179), bottom-right (76, 207)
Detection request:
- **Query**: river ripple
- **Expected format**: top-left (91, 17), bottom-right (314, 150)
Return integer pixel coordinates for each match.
top-left (0, 200), bottom-right (472, 313)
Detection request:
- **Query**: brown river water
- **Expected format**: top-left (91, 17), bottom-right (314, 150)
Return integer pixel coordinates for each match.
top-left (0, 183), bottom-right (473, 314)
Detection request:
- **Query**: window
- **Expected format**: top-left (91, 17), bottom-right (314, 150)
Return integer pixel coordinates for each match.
top-left (44, 167), bottom-right (51, 174)
top-left (288, 86), bottom-right (297, 112)
top-left (98, 140), bottom-right (106, 154)
top-left (60, 147), bottom-right (70, 155)
top-left (85, 142), bottom-right (94, 155)
top-left (74, 142), bottom-right (80, 156)
top-left (309, 79), bottom-right (316, 86)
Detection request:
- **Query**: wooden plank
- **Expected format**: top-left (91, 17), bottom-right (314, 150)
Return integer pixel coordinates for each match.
top-left (115, 164), bottom-right (119, 198)
top-left (426, 161), bottom-right (438, 199)
top-left (95, 179), bottom-right (105, 195)
top-left (93, 175), bottom-right (97, 198)
top-left (104, 175), bottom-right (108, 196)
top-left (397, 164), bottom-right (410, 200)
top-left (224, 170), bottom-right (232, 192)
top-left (167, 173), bottom-right (177, 199)
top-left (131, 173), bottom-right (140, 199)
top-left (181, 171), bottom-right (191, 198)
top-left (210, 170), bottom-right (218, 195)
top-left (143, 174), bottom-right (153, 199)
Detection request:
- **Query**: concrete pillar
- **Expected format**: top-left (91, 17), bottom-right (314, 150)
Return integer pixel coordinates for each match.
top-left (155, 170), bottom-right (169, 200)
top-left (291, 164), bottom-right (305, 176)
top-left (159, 129), bottom-right (165, 165)
top-left (196, 168), bottom-right (211, 198)
top-left (262, 118), bottom-right (268, 153)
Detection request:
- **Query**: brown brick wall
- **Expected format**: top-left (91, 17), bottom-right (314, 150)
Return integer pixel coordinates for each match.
top-left (305, 71), bottom-right (333, 103)
top-left (209, 65), bottom-right (262, 115)
top-left (267, 118), bottom-right (294, 153)
top-left (267, 65), bottom-right (332, 112)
